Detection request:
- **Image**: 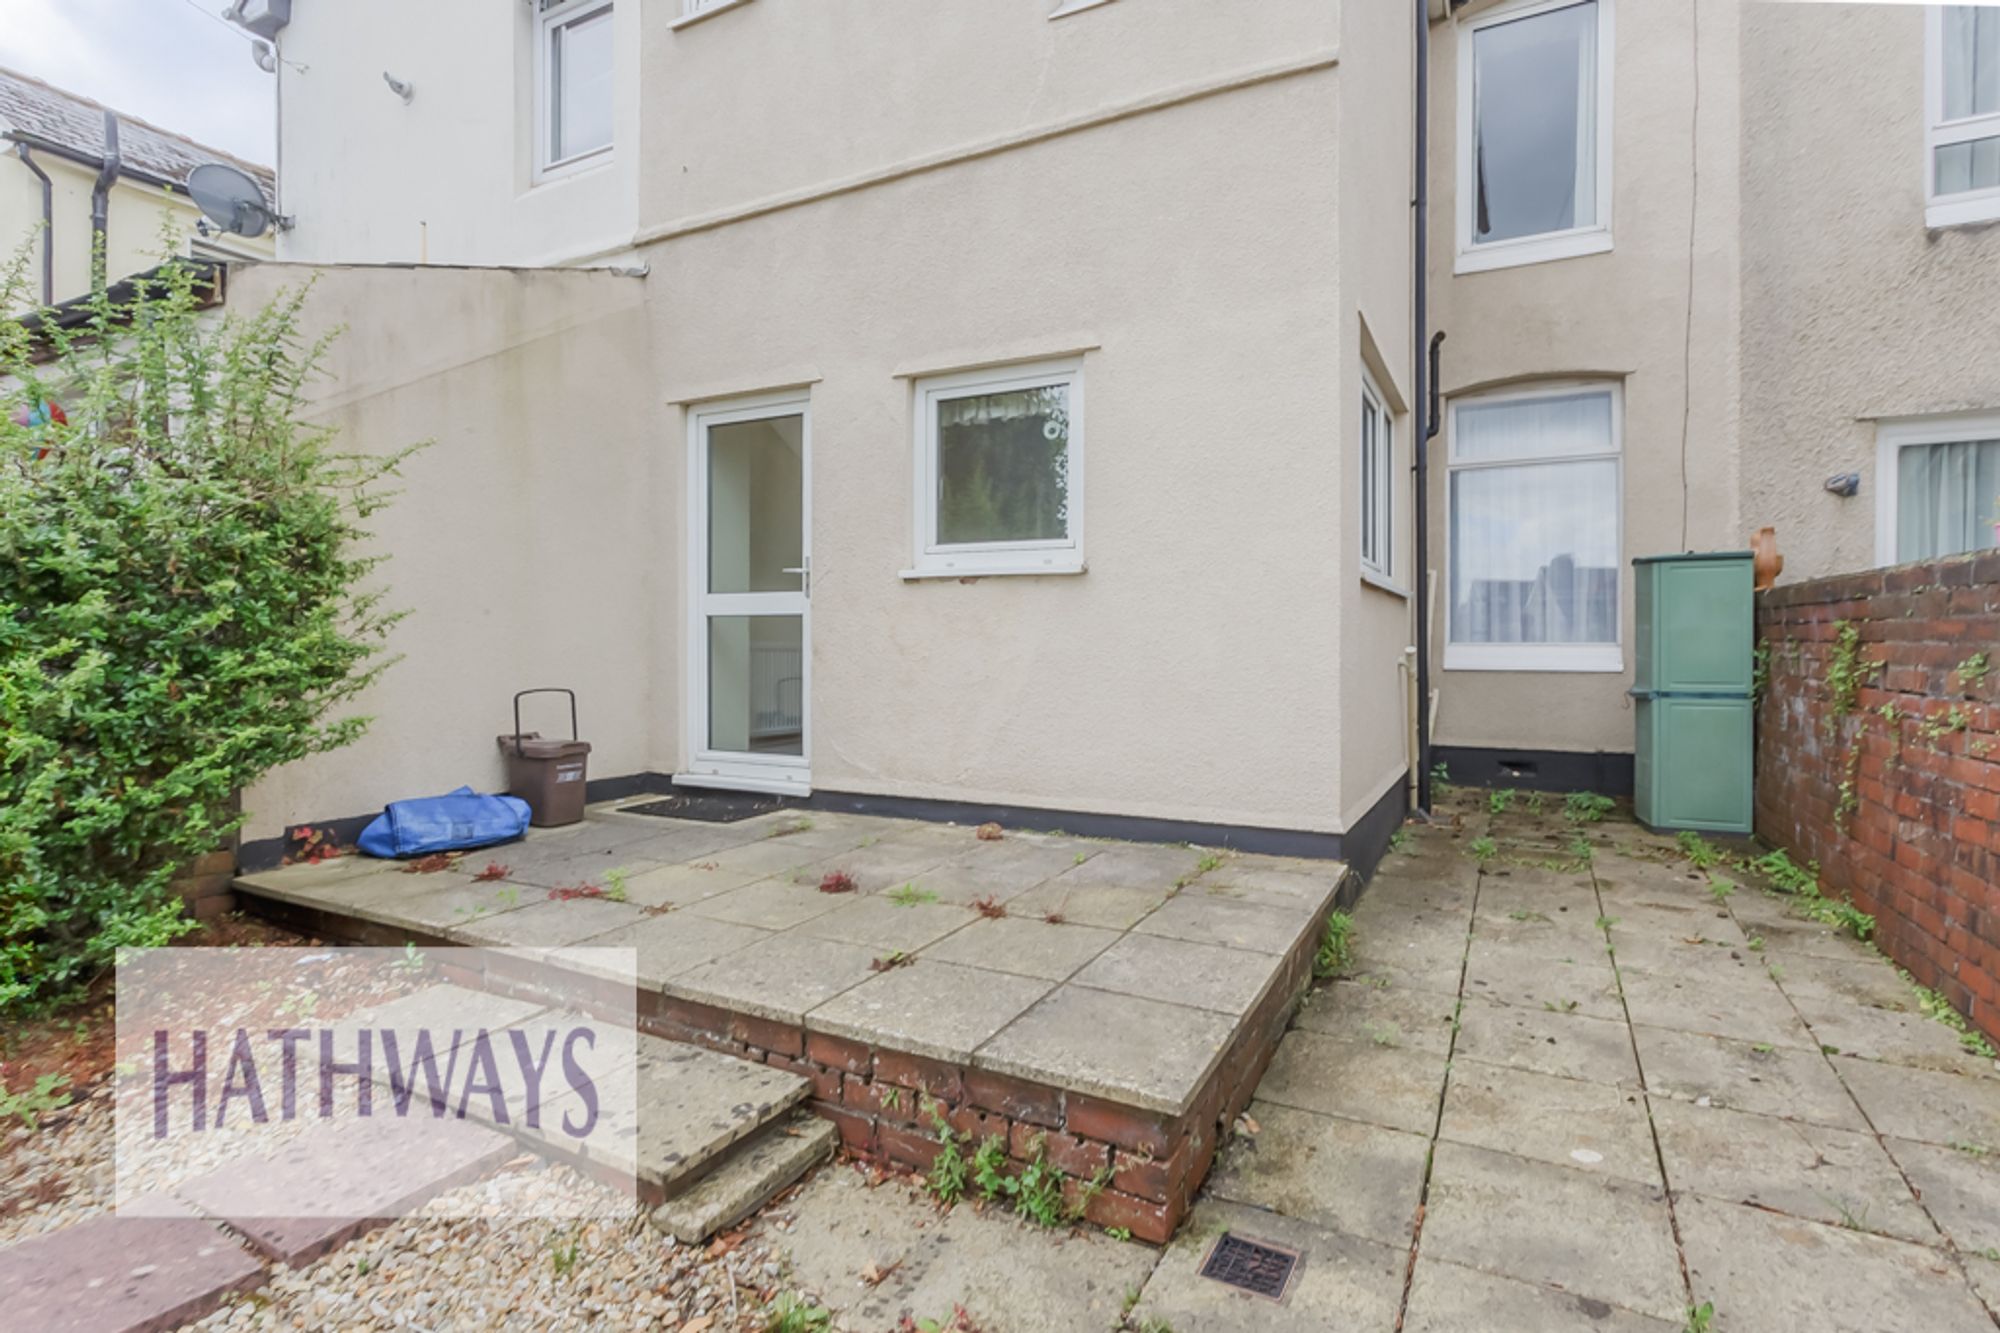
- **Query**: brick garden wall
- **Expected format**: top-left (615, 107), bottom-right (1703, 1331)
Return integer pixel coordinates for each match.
top-left (1756, 550), bottom-right (2000, 1040)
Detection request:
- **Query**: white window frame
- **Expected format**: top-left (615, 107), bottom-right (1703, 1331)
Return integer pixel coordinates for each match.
top-left (904, 357), bottom-right (1086, 580)
top-left (1874, 409), bottom-right (2000, 566)
top-left (534, 0), bottom-right (614, 182)
top-left (1359, 367), bottom-right (1400, 592)
top-left (672, 0), bottom-right (754, 30)
top-left (1444, 380), bottom-right (1624, 673)
top-left (1455, 0), bottom-right (1616, 275)
top-left (1926, 6), bottom-right (2000, 228)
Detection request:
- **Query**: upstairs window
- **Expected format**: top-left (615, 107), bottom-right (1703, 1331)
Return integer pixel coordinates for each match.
top-left (1457, 0), bottom-right (1615, 273)
top-left (537, 0), bottom-right (613, 179)
top-left (1928, 6), bottom-right (2000, 226)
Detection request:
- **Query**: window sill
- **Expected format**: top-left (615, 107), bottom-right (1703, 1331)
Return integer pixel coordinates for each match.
top-left (1444, 644), bottom-right (1623, 673)
top-left (1455, 227), bottom-right (1612, 276)
top-left (901, 560), bottom-right (1087, 581)
top-left (1927, 193), bottom-right (2000, 230)
top-left (1360, 569), bottom-right (1409, 600)
top-left (1051, 0), bottom-right (1118, 17)
top-left (532, 149), bottom-right (613, 188)
top-left (670, 0), bottom-right (753, 31)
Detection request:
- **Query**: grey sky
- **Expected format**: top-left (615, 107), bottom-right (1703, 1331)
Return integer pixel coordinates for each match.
top-left (0, 0), bottom-right (274, 166)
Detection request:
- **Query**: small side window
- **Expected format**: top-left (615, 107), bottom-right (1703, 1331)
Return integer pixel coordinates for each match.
top-left (1360, 370), bottom-right (1396, 586)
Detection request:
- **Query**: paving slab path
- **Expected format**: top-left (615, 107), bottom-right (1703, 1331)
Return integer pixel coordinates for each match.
top-left (1129, 791), bottom-right (2000, 1333)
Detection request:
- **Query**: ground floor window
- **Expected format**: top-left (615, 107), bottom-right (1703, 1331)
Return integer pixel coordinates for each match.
top-left (908, 357), bottom-right (1084, 577)
top-left (1877, 413), bottom-right (2000, 565)
top-left (1446, 381), bottom-right (1622, 671)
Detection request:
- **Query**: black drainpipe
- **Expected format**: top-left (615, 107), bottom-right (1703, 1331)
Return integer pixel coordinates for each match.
top-left (1413, 0), bottom-right (1437, 815)
top-left (90, 111), bottom-right (120, 293)
top-left (13, 142), bottom-right (53, 305)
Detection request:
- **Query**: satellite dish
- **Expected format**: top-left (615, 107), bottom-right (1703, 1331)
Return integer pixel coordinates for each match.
top-left (187, 162), bottom-right (288, 238)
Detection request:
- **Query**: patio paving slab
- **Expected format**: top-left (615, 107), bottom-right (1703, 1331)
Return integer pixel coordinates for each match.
top-left (1186, 861), bottom-right (1344, 912)
top-left (451, 895), bottom-right (649, 948)
top-left (1677, 1192), bottom-right (1990, 1333)
top-left (1791, 995), bottom-right (1999, 1076)
top-left (807, 959), bottom-right (1052, 1063)
top-left (1419, 1140), bottom-right (1684, 1323)
top-left (1887, 1137), bottom-right (2000, 1252)
top-left (1439, 1061), bottom-right (1659, 1185)
top-left (0, 1203), bottom-right (264, 1333)
top-left (802, 838), bottom-right (957, 892)
top-left (1292, 978), bottom-right (1460, 1052)
top-left (1602, 930), bottom-right (1765, 980)
top-left (567, 912), bottom-right (774, 989)
top-left (1617, 964), bottom-right (1818, 1050)
top-left (1070, 933), bottom-right (1277, 1015)
top-left (769, 1165), bottom-right (1152, 1333)
top-left (1253, 1029), bottom-right (1446, 1136)
top-left (1772, 951), bottom-right (1921, 1011)
top-left (914, 914), bottom-right (1121, 981)
top-left (1004, 880), bottom-right (1171, 931)
top-left (1461, 941), bottom-right (1623, 1021)
top-left (973, 984), bottom-right (1237, 1115)
top-left (1129, 1197), bottom-right (1407, 1333)
top-left (788, 893), bottom-right (976, 954)
top-left (1046, 841), bottom-right (1201, 890)
top-left (361, 880), bottom-right (540, 935)
top-left (905, 843), bottom-right (1082, 905)
top-left (1403, 1256), bottom-right (1678, 1332)
top-left (614, 859), bottom-right (765, 909)
top-left (1631, 1024), bottom-right (1869, 1130)
top-left (1650, 1099), bottom-right (1935, 1243)
top-left (672, 933), bottom-right (885, 1025)
top-left (1205, 1099), bottom-right (1431, 1247)
top-left (683, 876), bottom-right (849, 931)
top-left (700, 837), bottom-right (840, 881)
top-left (1453, 999), bottom-right (1641, 1087)
top-left (1130, 891), bottom-right (1310, 954)
top-left (1836, 1054), bottom-right (2000, 1149)
top-left (174, 1112), bottom-right (513, 1264)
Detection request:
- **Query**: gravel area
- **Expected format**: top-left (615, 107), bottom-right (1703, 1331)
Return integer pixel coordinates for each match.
top-left (0, 1079), bottom-right (117, 1244)
top-left (188, 1158), bottom-right (797, 1332)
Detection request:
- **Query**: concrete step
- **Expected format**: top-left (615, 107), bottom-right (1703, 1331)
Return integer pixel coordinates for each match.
top-left (650, 1112), bottom-right (837, 1244)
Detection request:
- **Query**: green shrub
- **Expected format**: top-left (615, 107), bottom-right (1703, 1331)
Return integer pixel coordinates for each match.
top-left (0, 256), bottom-right (413, 1011)
top-left (1314, 910), bottom-right (1355, 979)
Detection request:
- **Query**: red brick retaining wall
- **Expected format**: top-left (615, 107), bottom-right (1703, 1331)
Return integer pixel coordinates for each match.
top-left (1756, 551), bottom-right (2000, 1041)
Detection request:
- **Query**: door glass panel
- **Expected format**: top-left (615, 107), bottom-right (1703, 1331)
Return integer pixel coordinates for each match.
top-left (708, 615), bottom-right (803, 756)
top-left (708, 415), bottom-right (803, 595)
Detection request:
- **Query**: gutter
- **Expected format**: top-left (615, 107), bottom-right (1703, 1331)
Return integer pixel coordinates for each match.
top-left (12, 140), bottom-right (53, 305)
top-left (89, 112), bottom-right (120, 292)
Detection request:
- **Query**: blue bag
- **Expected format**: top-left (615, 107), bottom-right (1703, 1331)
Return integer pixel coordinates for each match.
top-left (356, 786), bottom-right (532, 859)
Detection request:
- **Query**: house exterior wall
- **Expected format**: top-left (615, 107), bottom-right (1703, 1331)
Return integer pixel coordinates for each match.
top-left (1422, 0), bottom-right (1744, 761)
top-left (270, 0), bottom-right (642, 268)
top-left (1337, 0), bottom-right (1417, 828)
top-left (1739, 2), bottom-right (2000, 584)
top-left (227, 263), bottom-right (663, 843)
top-left (0, 153), bottom-right (268, 306)
top-left (646, 66), bottom-right (1352, 834)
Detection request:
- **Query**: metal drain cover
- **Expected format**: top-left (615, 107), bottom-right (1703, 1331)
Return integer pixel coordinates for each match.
top-left (1198, 1232), bottom-right (1301, 1302)
top-left (620, 792), bottom-right (796, 823)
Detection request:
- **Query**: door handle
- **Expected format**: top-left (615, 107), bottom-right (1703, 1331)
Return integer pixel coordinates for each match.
top-left (782, 560), bottom-right (810, 597)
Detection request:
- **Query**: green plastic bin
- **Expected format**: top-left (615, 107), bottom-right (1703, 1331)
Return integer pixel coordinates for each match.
top-left (1631, 552), bottom-right (1755, 834)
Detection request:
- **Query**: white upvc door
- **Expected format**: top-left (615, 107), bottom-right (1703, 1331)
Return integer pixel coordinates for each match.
top-left (683, 390), bottom-right (812, 795)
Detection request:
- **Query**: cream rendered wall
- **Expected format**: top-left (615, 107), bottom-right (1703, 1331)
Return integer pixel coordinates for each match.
top-left (647, 68), bottom-right (1349, 833)
top-left (1740, 3), bottom-right (2000, 582)
top-left (0, 154), bottom-right (269, 307)
top-left (272, 0), bottom-right (640, 267)
top-left (229, 263), bottom-right (663, 841)
top-left (639, 0), bottom-right (1339, 238)
top-left (1337, 0), bottom-right (1417, 828)
top-left (1424, 0), bottom-right (1742, 757)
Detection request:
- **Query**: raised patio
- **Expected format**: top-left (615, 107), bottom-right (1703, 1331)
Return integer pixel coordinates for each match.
top-left (229, 802), bottom-right (1353, 1241)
